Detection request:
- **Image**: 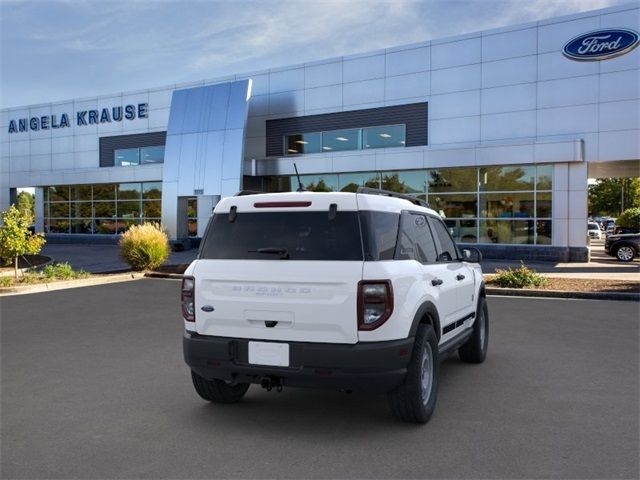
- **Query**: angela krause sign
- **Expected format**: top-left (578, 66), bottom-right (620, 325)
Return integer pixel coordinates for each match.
top-left (7, 103), bottom-right (148, 134)
top-left (563, 29), bottom-right (640, 61)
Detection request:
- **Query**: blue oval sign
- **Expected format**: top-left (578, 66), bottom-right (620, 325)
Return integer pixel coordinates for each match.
top-left (563, 29), bottom-right (640, 61)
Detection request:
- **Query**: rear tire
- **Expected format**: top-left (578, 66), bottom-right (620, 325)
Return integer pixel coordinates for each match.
top-left (615, 244), bottom-right (636, 262)
top-left (459, 297), bottom-right (489, 363)
top-left (387, 324), bottom-right (439, 424)
top-left (191, 371), bottom-right (250, 403)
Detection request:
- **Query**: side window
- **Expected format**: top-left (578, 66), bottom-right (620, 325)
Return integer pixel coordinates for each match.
top-left (428, 216), bottom-right (459, 262)
top-left (396, 212), bottom-right (438, 264)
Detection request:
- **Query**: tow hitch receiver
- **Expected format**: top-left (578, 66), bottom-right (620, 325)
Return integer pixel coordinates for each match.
top-left (260, 376), bottom-right (283, 392)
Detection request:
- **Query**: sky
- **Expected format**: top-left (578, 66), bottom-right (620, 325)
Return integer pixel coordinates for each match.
top-left (0, 0), bottom-right (633, 109)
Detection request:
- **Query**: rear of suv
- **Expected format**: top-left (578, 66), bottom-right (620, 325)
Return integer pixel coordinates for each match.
top-left (182, 189), bottom-right (488, 423)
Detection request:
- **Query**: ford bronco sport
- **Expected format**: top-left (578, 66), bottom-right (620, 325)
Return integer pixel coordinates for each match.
top-left (182, 188), bottom-right (488, 423)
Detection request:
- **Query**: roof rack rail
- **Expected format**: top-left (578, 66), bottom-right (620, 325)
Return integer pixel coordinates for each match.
top-left (234, 190), bottom-right (263, 196)
top-left (356, 187), bottom-right (430, 209)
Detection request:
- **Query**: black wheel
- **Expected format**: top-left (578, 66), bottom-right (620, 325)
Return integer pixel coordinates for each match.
top-left (615, 244), bottom-right (636, 262)
top-left (191, 371), bottom-right (250, 403)
top-left (459, 296), bottom-right (489, 363)
top-left (387, 323), bottom-right (439, 424)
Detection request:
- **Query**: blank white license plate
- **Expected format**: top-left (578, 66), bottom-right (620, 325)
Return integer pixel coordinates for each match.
top-left (248, 341), bottom-right (289, 367)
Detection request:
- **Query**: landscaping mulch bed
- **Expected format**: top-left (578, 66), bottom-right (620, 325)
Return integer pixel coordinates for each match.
top-left (0, 254), bottom-right (51, 272)
top-left (486, 277), bottom-right (640, 293)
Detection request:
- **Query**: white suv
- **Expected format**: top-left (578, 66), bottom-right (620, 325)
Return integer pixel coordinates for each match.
top-left (182, 189), bottom-right (488, 423)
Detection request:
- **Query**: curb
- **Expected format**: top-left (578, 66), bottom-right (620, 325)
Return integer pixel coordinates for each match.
top-left (486, 287), bottom-right (639, 301)
top-left (0, 272), bottom-right (146, 296)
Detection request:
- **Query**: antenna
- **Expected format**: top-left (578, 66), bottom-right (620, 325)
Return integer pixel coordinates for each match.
top-left (293, 163), bottom-right (305, 192)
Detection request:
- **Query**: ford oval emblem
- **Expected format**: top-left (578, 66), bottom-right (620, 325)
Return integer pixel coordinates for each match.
top-left (563, 28), bottom-right (640, 61)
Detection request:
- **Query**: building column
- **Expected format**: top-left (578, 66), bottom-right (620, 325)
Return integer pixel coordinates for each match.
top-left (196, 195), bottom-right (220, 237)
top-left (34, 187), bottom-right (44, 233)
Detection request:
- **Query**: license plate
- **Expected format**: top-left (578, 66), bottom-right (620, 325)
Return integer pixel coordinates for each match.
top-left (248, 341), bottom-right (289, 367)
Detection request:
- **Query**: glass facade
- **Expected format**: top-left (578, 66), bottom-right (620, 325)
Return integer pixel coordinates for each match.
top-left (284, 125), bottom-right (405, 155)
top-left (265, 164), bottom-right (553, 245)
top-left (43, 182), bottom-right (162, 234)
top-left (114, 146), bottom-right (165, 166)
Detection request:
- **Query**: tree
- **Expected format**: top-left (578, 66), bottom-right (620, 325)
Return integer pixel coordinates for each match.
top-left (16, 191), bottom-right (35, 218)
top-left (616, 207), bottom-right (640, 232)
top-left (0, 205), bottom-right (46, 278)
top-left (589, 178), bottom-right (640, 217)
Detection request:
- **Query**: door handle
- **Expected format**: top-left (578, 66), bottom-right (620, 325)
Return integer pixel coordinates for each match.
top-left (456, 274), bottom-right (466, 281)
top-left (431, 278), bottom-right (443, 286)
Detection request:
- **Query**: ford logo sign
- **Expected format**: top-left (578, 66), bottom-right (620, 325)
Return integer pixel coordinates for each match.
top-left (563, 28), bottom-right (640, 61)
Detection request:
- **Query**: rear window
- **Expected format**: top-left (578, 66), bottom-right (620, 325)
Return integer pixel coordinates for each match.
top-left (199, 211), bottom-right (363, 261)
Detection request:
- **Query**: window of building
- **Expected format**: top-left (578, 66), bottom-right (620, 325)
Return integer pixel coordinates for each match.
top-left (363, 125), bottom-right (405, 149)
top-left (283, 125), bottom-right (405, 156)
top-left (114, 146), bottom-right (164, 166)
top-left (266, 163), bottom-right (553, 245)
top-left (43, 182), bottom-right (162, 234)
top-left (285, 133), bottom-right (321, 155)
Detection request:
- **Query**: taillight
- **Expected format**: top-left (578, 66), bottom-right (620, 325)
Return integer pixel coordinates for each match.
top-left (181, 276), bottom-right (195, 322)
top-left (357, 280), bottom-right (393, 330)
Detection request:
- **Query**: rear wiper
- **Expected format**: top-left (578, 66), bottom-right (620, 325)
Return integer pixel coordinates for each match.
top-left (248, 247), bottom-right (290, 259)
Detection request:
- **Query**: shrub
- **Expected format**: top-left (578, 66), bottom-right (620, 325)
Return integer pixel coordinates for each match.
top-left (0, 276), bottom-right (12, 288)
top-left (0, 205), bottom-right (46, 278)
top-left (492, 262), bottom-right (548, 289)
top-left (616, 207), bottom-right (640, 232)
top-left (119, 223), bottom-right (170, 271)
top-left (42, 262), bottom-right (89, 280)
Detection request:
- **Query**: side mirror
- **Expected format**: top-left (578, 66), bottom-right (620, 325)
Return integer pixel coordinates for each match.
top-left (462, 247), bottom-right (482, 263)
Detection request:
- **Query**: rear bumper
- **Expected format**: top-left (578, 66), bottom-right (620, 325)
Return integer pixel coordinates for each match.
top-left (183, 332), bottom-right (414, 392)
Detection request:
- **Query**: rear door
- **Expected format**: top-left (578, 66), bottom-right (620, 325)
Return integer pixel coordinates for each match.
top-left (427, 216), bottom-right (476, 328)
top-left (193, 197), bottom-right (363, 344)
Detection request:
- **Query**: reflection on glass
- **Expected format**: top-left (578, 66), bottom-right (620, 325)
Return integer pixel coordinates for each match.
top-left (380, 171), bottom-right (425, 195)
top-left (479, 192), bottom-right (534, 218)
top-left (71, 185), bottom-right (92, 201)
top-left (118, 201), bottom-right (140, 218)
top-left (114, 148), bottom-right (139, 166)
top-left (428, 168), bottom-right (477, 193)
top-left (118, 183), bottom-right (141, 200)
top-left (49, 202), bottom-right (69, 218)
top-left (293, 175), bottom-right (338, 192)
top-left (49, 186), bottom-right (70, 202)
top-left (116, 219), bottom-right (139, 234)
top-left (363, 125), bottom-right (405, 149)
top-left (443, 219), bottom-right (477, 243)
top-left (94, 219), bottom-right (116, 235)
top-left (93, 202), bottom-right (116, 218)
top-left (480, 166), bottom-right (535, 191)
top-left (140, 146), bottom-right (165, 164)
top-left (537, 165), bottom-right (553, 190)
top-left (71, 202), bottom-right (92, 218)
top-left (265, 176), bottom-right (292, 193)
top-left (47, 219), bottom-right (70, 233)
top-left (322, 129), bottom-right (360, 152)
top-left (536, 220), bottom-right (552, 244)
top-left (537, 192), bottom-right (552, 218)
top-left (143, 201), bottom-right (161, 218)
top-left (187, 198), bottom-right (197, 237)
top-left (428, 194), bottom-right (477, 218)
top-left (338, 172), bottom-right (380, 192)
top-left (93, 184), bottom-right (116, 201)
top-left (143, 182), bottom-right (162, 199)
top-left (480, 220), bottom-right (535, 244)
top-left (285, 133), bottom-right (321, 155)
top-left (71, 219), bottom-right (93, 234)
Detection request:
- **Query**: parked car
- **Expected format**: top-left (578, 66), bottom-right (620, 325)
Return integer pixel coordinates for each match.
top-left (604, 233), bottom-right (640, 262)
top-left (181, 189), bottom-right (488, 423)
top-left (587, 222), bottom-right (602, 240)
top-left (613, 226), bottom-right (638, 235)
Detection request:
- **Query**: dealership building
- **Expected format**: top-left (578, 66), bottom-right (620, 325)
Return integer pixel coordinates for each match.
top-left (1, 3), bottom-right (638, 261)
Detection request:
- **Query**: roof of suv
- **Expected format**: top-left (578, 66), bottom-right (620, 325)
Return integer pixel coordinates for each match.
top-left (214, 191), bottom-right (439, 216)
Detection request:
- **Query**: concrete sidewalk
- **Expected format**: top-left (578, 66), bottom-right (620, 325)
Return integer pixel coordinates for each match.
top-left (40, 240), bottom-right (639, 281)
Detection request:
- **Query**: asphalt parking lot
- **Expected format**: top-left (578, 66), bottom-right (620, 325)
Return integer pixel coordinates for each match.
top-left (1, 279), bottom-right (638, 479)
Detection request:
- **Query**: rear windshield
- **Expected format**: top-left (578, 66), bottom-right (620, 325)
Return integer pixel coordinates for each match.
top-left (199, 211), bottom-right (363, 261)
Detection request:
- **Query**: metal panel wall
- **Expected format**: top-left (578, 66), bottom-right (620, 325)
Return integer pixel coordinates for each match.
top-left (99, 131), bottom-right (166, 167)
top-left (265, 102), bottom-right (427, 156)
